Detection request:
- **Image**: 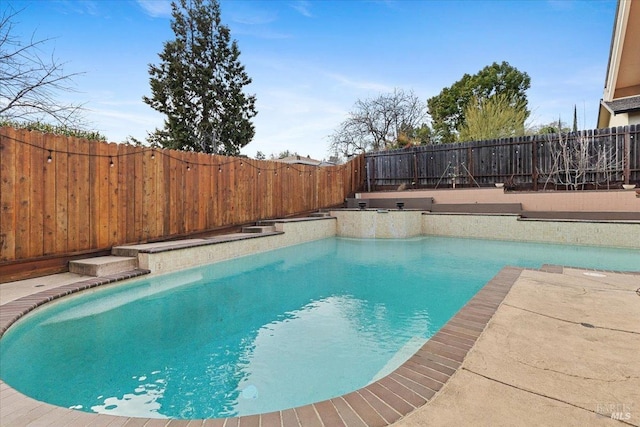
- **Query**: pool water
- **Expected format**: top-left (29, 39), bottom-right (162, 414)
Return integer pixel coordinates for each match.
top-left (1, 236), bottom-right (638, 419)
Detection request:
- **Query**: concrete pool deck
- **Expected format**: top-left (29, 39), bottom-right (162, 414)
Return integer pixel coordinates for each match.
top-left (1, 265), bottom-right (639, 426)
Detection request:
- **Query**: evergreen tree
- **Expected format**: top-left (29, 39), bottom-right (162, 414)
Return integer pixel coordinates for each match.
top-left (143, 0), bottom-right (256, 155)
top-left (572, 105), bottom-right (578, 132)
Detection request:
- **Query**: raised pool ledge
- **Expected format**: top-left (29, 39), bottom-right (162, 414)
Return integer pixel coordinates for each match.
top-left (122, 216), bottom-right (338, 275)
top-left (329, 210), bottom-right (640, 249)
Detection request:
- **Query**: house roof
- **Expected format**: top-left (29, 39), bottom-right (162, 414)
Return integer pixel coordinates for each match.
top-left (597, 0), bottom-right (640, 127)
top-left (603, 0), bottom-right (640, 102)
top-left (275, 155), bottom-right (335, 166)
top-left (602, 95), bottom-right (640, 114)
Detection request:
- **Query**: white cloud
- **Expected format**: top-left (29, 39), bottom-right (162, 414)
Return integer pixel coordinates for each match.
top-left (290, 1), bottom-right (313, 18)
top-left (136, 0), bottom-right (172, 18)
top-left (325, 72), bottom-right (393, 93)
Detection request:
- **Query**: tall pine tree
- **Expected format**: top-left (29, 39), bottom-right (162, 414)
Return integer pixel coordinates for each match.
top-left (143, 0), bottom-right (256, 155)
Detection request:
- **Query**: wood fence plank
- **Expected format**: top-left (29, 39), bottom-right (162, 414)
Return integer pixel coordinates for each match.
top-left (154, 148), bottom-right (166, 238)
top-left (0, 128), bottom-right (17, 261)
top-left (197, 152), bottom-right (207, 231)
top-left (54, 134), bottom-right (68, 255)
top-left (42, 134), bottom-right (57, 255)
top-left (42, 135), bottom-right (57, 255)
top-left (142, 145), bottom-right (156, 240)
top-left (77, 139), bottom-right (90, 251)
top-left (14, 129), bottom-right (31, 259)
top-left (66, 136), bottom-right (79, 251)
top-left (97, 141), bottom-right (110, 248)
top-left (29, 131), bottom-right (45, 258)
top-left (108, 143), bottom-right (119, 245)
top-left (88, 139), bottom-right (100, 249)
top-left (134, 144), bottom-right (144, 241)
top-left (122, 145), bottom-right (141, 243)
top-left (208, 154), bottom-right (218, 227)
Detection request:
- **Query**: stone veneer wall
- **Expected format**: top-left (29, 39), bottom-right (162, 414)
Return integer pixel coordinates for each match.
top-left (330, 210), bottom-right (423, 239)
top-left (330, 210), bottom-right (640, 249)
top-left (138, 212), bottom-right (638, 275)
top-left (422, 214), bottom-right (640, 249)
top-left (138, 219), bottom-right (337, 274)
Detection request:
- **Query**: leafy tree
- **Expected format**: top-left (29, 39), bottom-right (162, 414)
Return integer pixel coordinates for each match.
top-left (143, 0), bottom-right (257, 156)
top-left (255, 151), bottom-right (266, 160)
top-left (529, 118), bottom-right (570, 135)
top-left (270, 150), bottom-right (300, 160)
top-left (329, 89), bottom-right (427, 156)
top-left (457, 93), bottom-right (527, 142)
top-left (0, 7), bottom-right (85, 126)
top-left (427, 61), bottom-right (530, 143)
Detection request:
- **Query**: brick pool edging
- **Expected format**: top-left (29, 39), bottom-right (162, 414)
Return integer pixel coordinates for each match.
top-left (0, 266), bottom-right (524, 426)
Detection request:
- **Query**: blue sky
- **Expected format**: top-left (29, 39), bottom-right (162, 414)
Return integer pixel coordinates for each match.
top-left (8, 0), bottom-right (617, 160)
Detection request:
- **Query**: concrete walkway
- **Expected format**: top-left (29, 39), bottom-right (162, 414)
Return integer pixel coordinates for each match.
top-left (394, 268), bottom-right (640, 426)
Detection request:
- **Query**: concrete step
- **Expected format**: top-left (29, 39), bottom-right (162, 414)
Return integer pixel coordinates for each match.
top-left (112, 239), bottom-right (207, 257)
top-left (69, 256), bottom-right (139, 277)
top-left (310, 212), bottom-right (332, 217)
top-left (242, 225), bottom-right (277, 233)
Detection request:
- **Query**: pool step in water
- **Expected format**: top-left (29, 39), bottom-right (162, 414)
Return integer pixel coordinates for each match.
top-left (69, 256), bottom-right (139, 277)
top-left (242, 225), bottom-right (277, 233)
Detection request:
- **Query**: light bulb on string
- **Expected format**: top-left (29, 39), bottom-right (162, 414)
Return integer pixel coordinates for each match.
top-left (47, 150), bottom-right (52, 163)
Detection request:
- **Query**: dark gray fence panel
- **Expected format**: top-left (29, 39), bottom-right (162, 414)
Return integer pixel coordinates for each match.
top-left (365, 125), bottom-right (639, 190)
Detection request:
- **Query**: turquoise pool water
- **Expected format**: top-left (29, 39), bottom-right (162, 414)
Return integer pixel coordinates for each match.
top-left (1, 236), bottom-right (638, 419)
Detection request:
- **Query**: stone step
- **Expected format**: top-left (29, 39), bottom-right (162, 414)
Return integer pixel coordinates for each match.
top-left (112, 239), bottom-right (207, 257)
top-left (69, 256), bottom-right (139, 277)
top-left (242, 225), bottom-right (277, 233)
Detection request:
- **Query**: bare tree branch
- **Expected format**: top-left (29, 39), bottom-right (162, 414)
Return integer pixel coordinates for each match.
top-left (0, 6), bottom-right (85, 126)
top-left (328, 88), bottom-right (427, 157)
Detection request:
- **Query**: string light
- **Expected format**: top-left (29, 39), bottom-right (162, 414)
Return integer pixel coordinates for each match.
top-left (10, 135), bottom-right (358, 177)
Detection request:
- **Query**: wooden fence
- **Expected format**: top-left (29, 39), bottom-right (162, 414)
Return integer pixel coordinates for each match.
top-left (365, 125), bottom-right (640, 190)
top-left (0, 127), bottom-right (365, 264)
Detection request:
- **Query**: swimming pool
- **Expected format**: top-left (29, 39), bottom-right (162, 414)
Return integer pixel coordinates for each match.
top-left (1, 236), bottom-right (638, 419)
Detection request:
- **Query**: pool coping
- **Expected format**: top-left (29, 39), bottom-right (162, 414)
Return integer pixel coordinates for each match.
top-left (0, 262), bottom-right (527, 426)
